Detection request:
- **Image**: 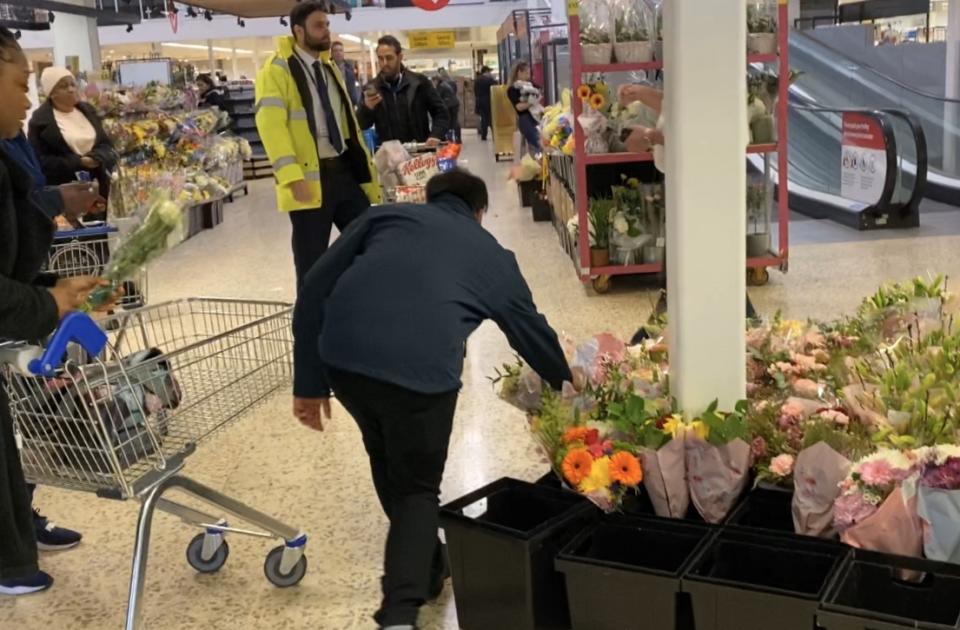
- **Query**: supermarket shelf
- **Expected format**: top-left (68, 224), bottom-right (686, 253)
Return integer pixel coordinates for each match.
top-left (747, 53), bottom-right (779, 64)
top-left (584, 152), bottom-right (654, 166)
top-left (747, 143), bottom-right (779, 154)
top-left (581, 60), bottom-right (662, 74)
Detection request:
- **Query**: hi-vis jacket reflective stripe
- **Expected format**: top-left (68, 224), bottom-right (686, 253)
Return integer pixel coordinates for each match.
top-left (255, 36), bottom-right (381, 212)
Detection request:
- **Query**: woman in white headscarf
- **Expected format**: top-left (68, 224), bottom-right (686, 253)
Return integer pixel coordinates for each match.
top-left (28, 67), bottom-right (115, 219)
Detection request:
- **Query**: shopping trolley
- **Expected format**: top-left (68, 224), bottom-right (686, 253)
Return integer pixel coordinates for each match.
top-left (46, 224), bottom-right (147, 309)
top-left (0, 298), bottom-right (307, 630)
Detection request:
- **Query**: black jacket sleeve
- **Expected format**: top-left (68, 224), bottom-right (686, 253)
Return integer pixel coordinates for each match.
top-left (357, 84), bottom-right (378, 131)
top-left (422, 80), bottom-right (451, 141)
top-left (486, 253), bottom-right (572, 391)
top-left (293, 212), bottom-right (374, 398)
top-left (0, 273), bottom-right (59, 342)
top-left (28, 113), bottom-right (84, 183)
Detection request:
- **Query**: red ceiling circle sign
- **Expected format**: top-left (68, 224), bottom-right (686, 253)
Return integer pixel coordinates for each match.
top-left (411, 0), bottom-right (450, 10)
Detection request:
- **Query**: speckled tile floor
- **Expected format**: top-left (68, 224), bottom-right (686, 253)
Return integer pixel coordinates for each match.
top-left (3, 133), bottom-right (960, 630)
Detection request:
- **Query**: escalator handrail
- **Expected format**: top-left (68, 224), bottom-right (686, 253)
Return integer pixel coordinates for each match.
top-left (794, 31), bottom-right (960, 105)
top-left (790, 103), bottom-right (914, 215)
top-left (881, 109), bottom-right (928, 216)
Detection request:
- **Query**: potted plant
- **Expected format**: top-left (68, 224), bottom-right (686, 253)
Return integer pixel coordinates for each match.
top-left (611, 178), bottom-right (649, 264)
top-left (588, 197), bottom-right (616, 268)
top-left (581, 25), bottom-right (613, 65)
top-left (614, 14), bottom-right (652, 64)
top-left (746, 183), bottom-right (770, 257)
top-left (747, 3), bottom-right (778, 55)
top-left (641, 184), bottom-right (666, 264)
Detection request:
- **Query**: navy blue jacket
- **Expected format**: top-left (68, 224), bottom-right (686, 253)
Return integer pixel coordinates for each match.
top-left (0, 133), bottom-right (63, 219)
top-left (293, 194), bottom-right (572, 398)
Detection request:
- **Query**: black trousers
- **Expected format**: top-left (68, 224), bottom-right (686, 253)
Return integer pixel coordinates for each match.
top-left (328, 368), bottom-right (458, 627)
top-left (448, 105), bottom-right (461, 143)
top-left (478, 105), bottom-right (491, 141)
top-left (0, 386), bottom-right (38, 580)
top-left (289, 158), bottom-right (370, 290)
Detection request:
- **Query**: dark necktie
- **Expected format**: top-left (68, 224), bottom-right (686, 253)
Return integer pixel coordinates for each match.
top-left (312, 61), bottom-right (344, 154)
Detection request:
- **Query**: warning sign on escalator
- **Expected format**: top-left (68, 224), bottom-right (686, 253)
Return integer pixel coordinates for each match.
top-left (841, 113), bottom-right (887, 205)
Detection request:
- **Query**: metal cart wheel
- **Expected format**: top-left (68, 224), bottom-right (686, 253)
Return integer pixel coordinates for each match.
top-left (592, 275), bottom-right (612, 294)
top-left (747, 267), bottom-right (770, 287)
top-left (186, 533), bottom-right (230, 574)
top-left (263, 546), bottom-right (308, 588)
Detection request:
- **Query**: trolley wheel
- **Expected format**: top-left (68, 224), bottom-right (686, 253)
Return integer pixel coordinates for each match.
top-left (592, 275), bottom-right (612, 294)
top-left (186, 533), bottom-right (230, 574)
top-left (264, 545), bottom-right (308, 588)
top-left (747, 267), bottom-right (770, 287)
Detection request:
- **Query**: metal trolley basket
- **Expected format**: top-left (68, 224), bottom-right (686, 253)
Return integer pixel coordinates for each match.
top-left (0, 298), bottom-right (307, 630)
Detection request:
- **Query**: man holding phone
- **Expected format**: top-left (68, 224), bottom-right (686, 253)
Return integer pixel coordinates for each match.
top-left (358, 36), bottom-right (450, 146)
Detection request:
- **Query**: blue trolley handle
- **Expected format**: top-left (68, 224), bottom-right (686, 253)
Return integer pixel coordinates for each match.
top-left (28, 312), bottom-right (108, 377)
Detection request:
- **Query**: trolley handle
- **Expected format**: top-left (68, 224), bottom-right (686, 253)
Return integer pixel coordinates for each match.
top-left (29, 312), bottom-right (108, 377)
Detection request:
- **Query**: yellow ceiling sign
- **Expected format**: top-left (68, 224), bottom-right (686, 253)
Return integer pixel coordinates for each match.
top-left (408, 31), bottom-right (456, 49)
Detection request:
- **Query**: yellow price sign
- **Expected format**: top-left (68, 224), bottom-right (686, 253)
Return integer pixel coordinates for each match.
top-left (408, 31), bottom-right (456, 49)
top-left (567, 0), bottom-right (578, 16)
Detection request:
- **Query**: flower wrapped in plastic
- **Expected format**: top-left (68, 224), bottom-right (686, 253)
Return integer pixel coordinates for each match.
top-left (686, 401), bottom-right (753, 523)
top-left (86, 192), bottom-right (183, 310)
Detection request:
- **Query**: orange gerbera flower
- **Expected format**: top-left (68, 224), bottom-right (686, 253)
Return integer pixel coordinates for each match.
top-left (577, 84), bottom-right (592, 100)
top-left (562, 448), bottom-right (594, 486)
top-left (562, 426), bottom-right (589, 444)
top-left (609, 451), bottom-right (643, 486)
top-left (589, 93), bottom-right (606, 110)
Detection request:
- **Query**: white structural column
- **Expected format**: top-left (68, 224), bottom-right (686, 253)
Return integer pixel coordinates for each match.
top-left (232, 46), bottom-right (240, 80)
top-left (207, 40), bottom-right (215, 74)
top-left (663, 0), bottom-right (747, 412)
top-left (51, 0), bottom-right (102, 72)
top-left (945, 0), bottom-right (960, 175)
top-left (788, 0), bottom-right (801, 29)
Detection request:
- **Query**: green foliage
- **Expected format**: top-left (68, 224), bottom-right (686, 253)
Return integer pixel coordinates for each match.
top-left (700, 400), bottom-right (750, 446)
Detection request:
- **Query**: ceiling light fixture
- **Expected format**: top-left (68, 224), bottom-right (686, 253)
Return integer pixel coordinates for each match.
top-left (280, 16), bottom-right (288, 26)
top-left (47, 11), bottom-right (55, 23)
top-left (204, 10), bottom-right (213, 21)
top-left (186, 7), bottom-right (197, 18)
top-left (14, 29), bottom-right (20, 40)
top-left (126, 23), bottom-right (133, 33)
top-left (237, 17), bottom-right (246, 27)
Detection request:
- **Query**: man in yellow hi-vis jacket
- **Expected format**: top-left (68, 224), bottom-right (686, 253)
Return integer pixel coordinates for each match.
top-left (255, 1), bottom-right (381, 289)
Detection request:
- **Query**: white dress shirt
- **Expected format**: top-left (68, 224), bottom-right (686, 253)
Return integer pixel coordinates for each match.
top-left (293, 45), bottom-right (349, 160)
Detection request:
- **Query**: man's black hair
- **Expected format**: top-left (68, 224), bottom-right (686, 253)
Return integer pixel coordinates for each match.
top-left (377, 35), bottom-right (402, 55)
top-left (480, 65), bottom-right (492, 74)
top-left (290, 1), bottom-right (330, 34)
top-left (0, 26), bottom-right (21, 64)
top-left (196, 73), bottom-right (215, 88)
top-left (426, 169), bottom-right (489, 214)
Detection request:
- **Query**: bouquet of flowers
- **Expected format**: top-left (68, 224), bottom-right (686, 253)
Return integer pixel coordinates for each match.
top-left (915, 445), bottom-right (960, 563)
top-left (685, 401), bottom-right (752, 523)
top-left (576, 83), bottom-right (612, 155)
top-left (834, 449), bottom-right (923, 558)
top-left (86, 193), bottom-right (182, 310)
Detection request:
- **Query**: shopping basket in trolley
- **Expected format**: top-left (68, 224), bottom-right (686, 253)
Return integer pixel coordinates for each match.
top-left (46, 224), bottom-right (147, 309)
top-left (0, 298), bottom-right (308, 630)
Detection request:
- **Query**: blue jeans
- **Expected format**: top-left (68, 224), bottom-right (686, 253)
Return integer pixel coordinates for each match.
top-left (517, 114), bottom-right (541, 154)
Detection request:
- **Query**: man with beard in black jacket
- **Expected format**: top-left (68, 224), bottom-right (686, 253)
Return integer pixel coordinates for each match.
top-left (358, 36), bottom-right (450, 146)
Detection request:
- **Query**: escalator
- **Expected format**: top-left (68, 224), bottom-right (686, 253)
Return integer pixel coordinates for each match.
top-left (756, 30), bottom-right (960, 229)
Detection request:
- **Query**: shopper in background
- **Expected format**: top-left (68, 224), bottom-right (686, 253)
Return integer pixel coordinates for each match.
top-left (292, 169), bottom-right (572, 630)
top-left (474, 65), bottom-right (497, 142)
top-left (358, 35), bottom-right (449, 145)
top-left (255, 0), bottom-right (380, 290)
top-left (28, 66), bottom-right (116, 219)
top-left (331, 41), bottom-right (360, 106)
top-left (432, 74), bottom-right (460, 143)
top-left (507, 60), bottom-right (543, 156)
top-left (0, 25), bottom-right (107, 596)
top-left (196, 73), bottom-right (227, 110)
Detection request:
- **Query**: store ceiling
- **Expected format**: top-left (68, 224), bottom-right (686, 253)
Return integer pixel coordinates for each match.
top-left (181, 0), bottom-right (352, 19)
